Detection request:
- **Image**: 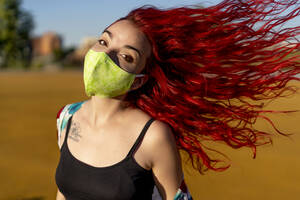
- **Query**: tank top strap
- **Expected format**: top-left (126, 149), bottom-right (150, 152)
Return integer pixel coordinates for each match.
top-left (126, 118), bottom-right (155, 158)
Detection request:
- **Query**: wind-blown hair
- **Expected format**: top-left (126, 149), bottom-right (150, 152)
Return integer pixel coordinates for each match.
top-left (121, 0), bottom-right (300, 174)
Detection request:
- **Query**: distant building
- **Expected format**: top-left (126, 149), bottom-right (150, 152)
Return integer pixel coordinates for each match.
top-left (65, 37), bottom-right (97, 65)
top-left (73, 37), bottom-right (97, 59)
top-left (32, 32), bottom-right (62, 56)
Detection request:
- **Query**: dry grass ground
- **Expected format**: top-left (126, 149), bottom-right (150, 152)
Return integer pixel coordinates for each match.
top-left (0, 71), bottom-right (299, 200)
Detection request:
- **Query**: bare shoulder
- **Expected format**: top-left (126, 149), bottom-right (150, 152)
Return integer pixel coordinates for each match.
top-left (131, 109), bottom-right (176, 146)
top-left (140, 116), bottom-right (181, 169)
top-left (129, 108), bottom-right (177, 148)
top-left (147, 119), bottom-right (176, 146)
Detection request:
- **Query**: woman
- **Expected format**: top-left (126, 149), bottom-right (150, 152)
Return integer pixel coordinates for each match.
top-left (55, 0), bottom-right (300, 199)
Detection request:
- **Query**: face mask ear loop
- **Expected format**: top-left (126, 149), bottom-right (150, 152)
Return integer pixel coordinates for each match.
top-left (135, 74), bottom-right (146, 77)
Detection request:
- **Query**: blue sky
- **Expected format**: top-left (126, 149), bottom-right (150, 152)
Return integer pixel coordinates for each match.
top-left (22, 0), bottom-right (299, 48)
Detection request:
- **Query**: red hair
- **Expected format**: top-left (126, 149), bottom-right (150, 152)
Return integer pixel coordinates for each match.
top-left (122, 0), bottom-right (300, 174)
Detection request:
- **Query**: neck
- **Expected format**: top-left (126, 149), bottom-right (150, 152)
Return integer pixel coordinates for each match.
top-left (88, 95), bottom-right (128, 125)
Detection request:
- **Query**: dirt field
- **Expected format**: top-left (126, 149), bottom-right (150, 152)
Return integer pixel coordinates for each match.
top-left (0, 71), bottom-right (299, 200)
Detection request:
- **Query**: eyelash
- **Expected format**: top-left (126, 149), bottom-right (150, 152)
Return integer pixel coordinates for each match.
top-left (98, 39), bottom-right (107, 46)
top-left (98, 39), bottom-right (134, 63)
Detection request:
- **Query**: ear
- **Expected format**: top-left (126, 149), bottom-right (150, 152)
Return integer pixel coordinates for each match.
top-left (130, 75), bottom-right (149, 91)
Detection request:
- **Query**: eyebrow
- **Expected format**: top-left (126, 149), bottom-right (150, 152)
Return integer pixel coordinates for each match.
top-left (103, 29), bottom-right (113, 38)
top-left (102, 29), bottom-right (142, 57)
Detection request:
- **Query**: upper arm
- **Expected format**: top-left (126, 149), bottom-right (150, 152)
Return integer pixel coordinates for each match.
top-left (147, 120), bottom-right (184, 200)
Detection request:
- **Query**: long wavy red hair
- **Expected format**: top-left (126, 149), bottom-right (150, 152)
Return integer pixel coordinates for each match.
top-left (120, 0), bottom-right (300, 174)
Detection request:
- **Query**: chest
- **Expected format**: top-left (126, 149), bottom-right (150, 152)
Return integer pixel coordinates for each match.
top-left (68, 121), bottom-right (137, 166)
top-left (55, 112), bottom-right (156, 200)
top-left (60, 113), bottom-right (152, 170)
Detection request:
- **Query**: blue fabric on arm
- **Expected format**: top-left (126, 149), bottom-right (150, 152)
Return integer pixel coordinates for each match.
top-left (60, 101), bottom-right (87, 132)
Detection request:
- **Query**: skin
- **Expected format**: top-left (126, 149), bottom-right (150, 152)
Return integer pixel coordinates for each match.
top-left (56, 19), bottom-right (183, 200)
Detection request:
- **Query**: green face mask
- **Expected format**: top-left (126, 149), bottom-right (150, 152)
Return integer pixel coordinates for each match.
top-left (83, 49), bottom-right (145, 98)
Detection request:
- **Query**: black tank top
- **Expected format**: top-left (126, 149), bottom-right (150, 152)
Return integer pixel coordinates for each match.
top-left (55, 115), bottom-right (156, 200)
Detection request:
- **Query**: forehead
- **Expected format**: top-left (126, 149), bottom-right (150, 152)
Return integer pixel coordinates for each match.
top-left (105, 20), bottom-right (151, 57)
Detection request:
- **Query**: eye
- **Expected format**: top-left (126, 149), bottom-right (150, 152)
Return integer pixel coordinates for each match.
top-left (98, 39), bottom-right (107, 46)
top-left (121, 54), bottom-right (134, 63)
